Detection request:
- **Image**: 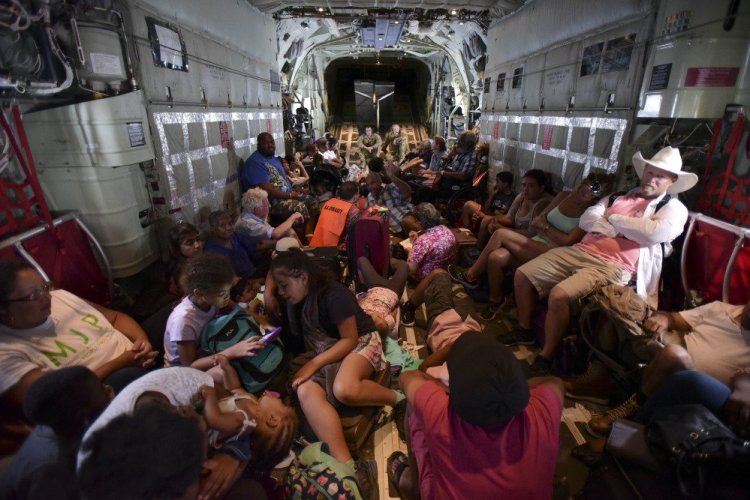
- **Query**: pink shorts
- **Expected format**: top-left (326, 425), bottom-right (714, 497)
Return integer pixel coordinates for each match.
top-left (353, 332), bottom-right (388, 373)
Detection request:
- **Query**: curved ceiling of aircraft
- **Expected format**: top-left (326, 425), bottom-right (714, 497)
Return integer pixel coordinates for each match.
top-left (250, 0), bottom-right (527, 120)
top-left (248, 1), bottom-right (523, 15)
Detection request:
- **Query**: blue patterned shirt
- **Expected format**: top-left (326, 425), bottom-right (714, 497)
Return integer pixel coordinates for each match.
top-left (367, 183), bottom-right (413, 233)
top-left (449, 151), bottom-right (480, 177)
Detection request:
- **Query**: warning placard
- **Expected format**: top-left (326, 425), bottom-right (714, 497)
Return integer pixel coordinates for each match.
top-left (685, 67), bottom-right (738, 87)
top-left (127, 122), bottom-right (146, 147)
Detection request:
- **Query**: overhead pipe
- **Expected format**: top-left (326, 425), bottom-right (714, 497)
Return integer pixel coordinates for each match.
top-left (26, 3), bottom-right (74, 95)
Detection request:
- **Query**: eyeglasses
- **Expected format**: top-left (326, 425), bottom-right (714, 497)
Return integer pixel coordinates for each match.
top-left (4, 281), bottom-right (54, 303)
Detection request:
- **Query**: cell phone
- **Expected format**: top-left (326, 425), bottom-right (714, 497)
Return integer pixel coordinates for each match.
top-left (260, 326), bottom-right (282, 343)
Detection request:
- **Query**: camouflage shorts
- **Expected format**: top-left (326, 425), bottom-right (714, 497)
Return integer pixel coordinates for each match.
top-left (270, 194), bottom-right (319, 220)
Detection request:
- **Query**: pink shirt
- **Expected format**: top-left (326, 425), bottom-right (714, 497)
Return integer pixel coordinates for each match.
top-left (427, 309), bottom-right (481, 353)
top-left (577, 195), bottom-right (653, 273)
top-left (409, 382), bottom-right (563, 500)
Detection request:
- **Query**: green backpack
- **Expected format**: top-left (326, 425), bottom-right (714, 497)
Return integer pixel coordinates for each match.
top-left (284, 442), bottom-right (363, 500)
top-left (199, 307), bottom-right (283, 393)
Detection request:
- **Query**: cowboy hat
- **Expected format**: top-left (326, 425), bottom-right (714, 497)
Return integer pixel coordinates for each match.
top-left (632, 146), bottom-right (698, 194)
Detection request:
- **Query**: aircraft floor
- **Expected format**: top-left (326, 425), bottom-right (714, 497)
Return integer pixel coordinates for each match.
top-left (115, 264), bottom-right (600, 498)
top-left (362, 280), bottom-right (598, 499)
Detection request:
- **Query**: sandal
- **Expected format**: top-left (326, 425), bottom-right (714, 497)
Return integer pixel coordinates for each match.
top-left (387, 451), bottom-right (409, 497)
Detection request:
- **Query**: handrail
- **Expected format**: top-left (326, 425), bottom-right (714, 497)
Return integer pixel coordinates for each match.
top-left (682, 212), bottom-right (750, 305)
top-left (679, 216), bottom-right (699, 308)
top-left (0, 210), bottom-right (114, 299)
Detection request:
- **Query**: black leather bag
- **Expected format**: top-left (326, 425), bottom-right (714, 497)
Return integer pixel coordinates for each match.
top-left (646, 404), bottom-right (750, 497)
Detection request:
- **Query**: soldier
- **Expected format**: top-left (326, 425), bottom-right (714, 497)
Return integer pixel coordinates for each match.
top-left (382, 123), bottom-right (408, 163)
top-left (357, 125), bottom-right (382, 164)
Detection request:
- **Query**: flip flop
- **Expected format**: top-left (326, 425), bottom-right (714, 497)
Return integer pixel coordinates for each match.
top-left (386, 451), bottom-right (409, 497)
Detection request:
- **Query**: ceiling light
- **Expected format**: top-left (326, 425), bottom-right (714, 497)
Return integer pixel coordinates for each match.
top-left (378, 37), bottom-right (383, 40)
top-left (317, 7), bottom-right (324, 12)
top-left (450, 9), bottom-right (458, 15)
top-left (459, 21), bottom-right (465, 25)
top-left (394, 21), bottom-right (399, 24)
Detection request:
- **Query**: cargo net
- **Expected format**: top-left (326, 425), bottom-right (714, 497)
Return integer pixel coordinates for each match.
top-left (0, 105), bottom-right (110, 305)
top-left (0, 114), bottom-right (48, 238)
top-left (696, 113), bottom-right (749, 227)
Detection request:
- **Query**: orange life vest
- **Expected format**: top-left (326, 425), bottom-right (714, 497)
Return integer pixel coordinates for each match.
top-left (309, 197), bottom-right (353, 247)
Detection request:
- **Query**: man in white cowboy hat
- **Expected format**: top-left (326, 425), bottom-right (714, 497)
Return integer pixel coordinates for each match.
top-left (506, 146), bottom-right (698, 376)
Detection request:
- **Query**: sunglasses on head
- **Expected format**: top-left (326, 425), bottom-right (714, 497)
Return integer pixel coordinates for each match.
top-left (584, 180), bottom-right (602, 196)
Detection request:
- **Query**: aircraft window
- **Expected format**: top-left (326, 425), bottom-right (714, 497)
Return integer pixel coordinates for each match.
top-left (602, 34), bottom-right (636, 73)
top-left (146, 17), bottom-right (188, 72)
top-left (512, 68), bottom-right (523, 89)
top-left (580, 42), bottom-right (604, 77)
top-left (497, 73), bottom-right (506, 92)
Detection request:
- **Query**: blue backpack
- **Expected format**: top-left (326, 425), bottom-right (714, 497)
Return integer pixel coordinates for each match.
top-left (199, 307), bottom-right (283, 393)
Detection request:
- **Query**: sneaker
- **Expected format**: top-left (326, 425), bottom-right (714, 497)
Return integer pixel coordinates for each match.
top-left (400, 302), bottom-right (416, 326)
top-left (585, 394), bottom-right (639, 438)
top-left (448, 264), bottom-right (478, 289)
top-left (499, 327), bottom-right (535, 346)
top-left (478, 302), bottom-right (502, 321)
top-left (565, 360), bottom-right (610, 405)
top-left (528, 355), bottom-right (553, 377)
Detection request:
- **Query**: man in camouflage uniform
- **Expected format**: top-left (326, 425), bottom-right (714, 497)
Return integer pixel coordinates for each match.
top-left (357, 125), bottom-right (382, 165)
top-left (382, 123), bottom-right (408, 163)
